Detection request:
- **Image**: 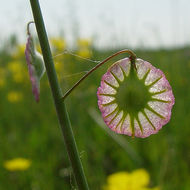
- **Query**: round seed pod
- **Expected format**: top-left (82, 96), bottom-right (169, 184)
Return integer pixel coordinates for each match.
top-left (97, 58), bottom-right (175, 138)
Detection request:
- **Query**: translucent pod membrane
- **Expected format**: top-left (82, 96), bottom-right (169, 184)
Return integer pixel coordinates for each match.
top-left (97, 58), bottom-right (175, 138)
top-left (25, 33), bottom-right (45, 102)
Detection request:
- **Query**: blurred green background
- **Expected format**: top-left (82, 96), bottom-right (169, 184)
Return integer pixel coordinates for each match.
top-left (1, 0), bottom-right (190, 189)
top-left (0, 36), bottom-right (189, 190)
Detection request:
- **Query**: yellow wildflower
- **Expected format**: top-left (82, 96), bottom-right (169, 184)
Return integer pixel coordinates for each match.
top-left (77, 38), bottom-right (92, 47)
top-left (4, 158), bottom-right (31, 171)
top-left (12, 44), bottom-right (25, 59)
top-left (103, 169), bottom-right (159, 190)
top-left (8, 61), bottom-right (23, 73)
top-left (8, 61), bottom-right (25, 83)
top-left (7, 91), bottom-right (23, 103)
top-left (76, 48), bottom-right (92, 59)
top-left (106, 172), bottom-right (130, 190)
top-left (76, 38), bottom-right (92, 58)
top-left (129, 169), bottom-right (150, 188)
top-left (50, 37), bottom-right (66, 52)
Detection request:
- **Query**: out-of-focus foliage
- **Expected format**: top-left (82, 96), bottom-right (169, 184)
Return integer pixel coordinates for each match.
top-left (0, 36), bottom-right (190, 190)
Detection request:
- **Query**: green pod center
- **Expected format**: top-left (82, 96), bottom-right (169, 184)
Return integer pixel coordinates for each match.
top-left (115, 66), bottom-right (151, 115)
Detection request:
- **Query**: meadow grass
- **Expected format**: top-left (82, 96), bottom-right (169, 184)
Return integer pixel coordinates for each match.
top-left (0, 38), bottom-right (189, 189)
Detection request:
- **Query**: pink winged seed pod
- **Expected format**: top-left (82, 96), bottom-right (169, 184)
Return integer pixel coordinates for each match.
top-left (97, 58), bottom-right (175, 138)
top-left (25, 33), bottom-right (45, 102)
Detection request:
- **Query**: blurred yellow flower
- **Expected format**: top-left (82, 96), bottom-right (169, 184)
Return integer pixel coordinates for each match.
top-left (12, 44), bottom-right (25, 59)
top-left (8, 61), bottom-right (23, 73)
top-left (8, 61), bottom-right (25, 83)
top-left (106, 172), bottom-right (130, 190)
top-left (77, 48), bottom-right (92, 59)
top-left (4, 158), bottom-right (31, 171)
top-left (103, 169), bottom-right (160, 190)
top-left (77, 38), bottom-right (92, 47)
top-left (76, 38), bottom-right (92, 59)
top-left (129, 169), bottom-right (150, 188)
top-left (51, 37), bottom-right (66, 52)
top-left (7, 91), bottom-right (23, 103)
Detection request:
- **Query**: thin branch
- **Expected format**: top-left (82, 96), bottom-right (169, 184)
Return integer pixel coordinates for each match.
top-left (62, 49), bottom-right (136, 100)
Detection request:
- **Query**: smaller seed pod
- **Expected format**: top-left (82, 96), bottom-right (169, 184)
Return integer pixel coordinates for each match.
top-left (25, 27), bottom-right (45, 102)
top-left (97, 58), bottom-right (175, 138)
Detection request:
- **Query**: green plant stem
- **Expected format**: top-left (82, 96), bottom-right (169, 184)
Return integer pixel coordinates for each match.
top-left (62, 49), bottom-right (137, 100)
top-left (29, 0), bottom-right (89, 189)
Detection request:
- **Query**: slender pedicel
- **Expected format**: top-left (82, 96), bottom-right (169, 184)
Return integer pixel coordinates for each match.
top-left (62, 49), bottom-right (136, 100)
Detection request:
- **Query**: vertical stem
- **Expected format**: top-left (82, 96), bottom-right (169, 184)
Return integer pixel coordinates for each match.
top-left (29, 0), bottom-right (89, 189)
